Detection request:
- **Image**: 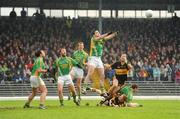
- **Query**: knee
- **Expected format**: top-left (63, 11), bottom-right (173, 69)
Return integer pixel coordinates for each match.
top-left (32, 92), bottom-right (37, 96)
top-left (58, 88), bottom-right (63, 94)
top-left (44, 88), bottom-right (48, 94)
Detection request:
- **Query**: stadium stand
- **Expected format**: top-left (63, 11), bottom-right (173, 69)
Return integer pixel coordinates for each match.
top-left (0, 17), bottom-right (180, 96)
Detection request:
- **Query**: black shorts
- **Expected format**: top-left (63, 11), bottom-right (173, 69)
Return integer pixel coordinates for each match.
top-left (117, 78), bottom-right (127, 85)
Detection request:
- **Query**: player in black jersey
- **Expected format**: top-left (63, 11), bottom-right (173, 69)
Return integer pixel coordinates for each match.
top-left (103, 54), bottom-right (132, 100)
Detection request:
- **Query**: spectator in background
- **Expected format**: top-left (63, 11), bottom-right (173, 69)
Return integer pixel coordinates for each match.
top-left (0, 17), bottom-right (179, 83)
top-left (175, 68), bottom-right (180, 84)
top-left (152, 63), bottom-right (161, 81)
top-left (21, 7), bottom-right (27, 18)
top-left (166, 64), bottom-right (172, 81)
top-left (9, 8), bottom-right (17, 19)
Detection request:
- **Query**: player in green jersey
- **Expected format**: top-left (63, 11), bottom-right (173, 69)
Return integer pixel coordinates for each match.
top-left (83, 30), bottom-right (118, 93)
top-left (53, 48), bottom-right (80, 106)
top-left (24, 50), bottom-right (48, 109)
top-left (119, 84), bottom-right (142, 107)
top-left (70, 42), bottom-right (88, 101)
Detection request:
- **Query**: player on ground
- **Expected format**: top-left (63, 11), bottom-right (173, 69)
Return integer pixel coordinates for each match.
top-left (23, 50), bottom-right (48, 109)
top-left (83, 30), bottom-right (118, 93)
top-left (70, 42), bottom-right (88, 101)
top-left (97, 84), bottom-right (142, 107)
top-left (53, 48), bottom-right (80, 106)
top-left (119, 84), bottom-right (142, 107)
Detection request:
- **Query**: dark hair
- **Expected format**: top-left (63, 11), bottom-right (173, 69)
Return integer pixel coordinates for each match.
top-left (35, 50), bottom-right (42, 57)
top-left (78, 42), bottom-right (84, 45)
top-left (131, 84), bottom-right (138, 89)
top-left (59, 47), bottom-right (66, 52)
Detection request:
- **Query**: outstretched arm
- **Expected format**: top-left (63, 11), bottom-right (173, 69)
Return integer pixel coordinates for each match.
top-left (104, 32), bottom-right (118, 41)
top-left (94, 33), bottom-right (109, 40)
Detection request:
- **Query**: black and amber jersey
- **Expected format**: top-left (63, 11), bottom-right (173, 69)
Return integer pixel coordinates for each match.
top-left (111, 62), bottom-right (129, 80)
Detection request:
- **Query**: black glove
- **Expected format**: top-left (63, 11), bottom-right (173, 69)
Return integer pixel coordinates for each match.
top-left (107, 31), bottom-right (113, 35)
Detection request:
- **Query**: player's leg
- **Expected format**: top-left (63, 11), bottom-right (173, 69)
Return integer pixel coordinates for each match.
top-left (76, 78), bottom-right (82, 100)
top-left (38, 85), bottom-right (47, 109)
top-left (83, 65), bottom-right (95, 93)
top-left (38, 78), bottom-right (47, 109)
top-left (24, 88), bottom-right (37, 108)
top-left (70, 67), bottom-right (82, 100)
top-left (107, 78), bottom-right (118, 96)
top-left (68, 84), bottom-right (79, 105)
top-left (57, 78), bottom-right (64, 106)
top-left (24, 76), bottom-right (38, 108)
top-left (69, 68), bottom-right (75, 100)
top-left (126, 103), bottom-right (143, 107)
top-left (66, 75), bottom-right (79, 105)
top-left (97, 67), bottom-right (106, 93)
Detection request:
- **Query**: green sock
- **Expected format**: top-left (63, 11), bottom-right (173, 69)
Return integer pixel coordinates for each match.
top-left (72, 94), bottom-right (77, 101)
top-left (59, 99), bottom-right (63, 105)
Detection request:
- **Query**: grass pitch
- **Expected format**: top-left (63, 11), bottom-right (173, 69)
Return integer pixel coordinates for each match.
top-left (0, 100), bottom-right (180, 119)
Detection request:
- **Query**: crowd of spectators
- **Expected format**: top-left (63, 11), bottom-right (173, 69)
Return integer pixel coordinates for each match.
top-left (0, 16), bottom-right (179, 84)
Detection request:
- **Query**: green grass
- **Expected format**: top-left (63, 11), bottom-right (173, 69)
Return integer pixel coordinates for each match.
top-left (0, 100), bottom-right (180, 119)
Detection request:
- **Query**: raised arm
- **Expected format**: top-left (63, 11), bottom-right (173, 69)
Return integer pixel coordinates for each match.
top-left (94, 33), bottom-right (109, 40)
top-left (104, 32), bottom-right (118, 41)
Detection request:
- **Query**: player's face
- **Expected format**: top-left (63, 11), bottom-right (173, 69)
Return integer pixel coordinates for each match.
top-left (60, 48), bottom-right (66, 57)
top-left (133, 88), bottom-right (138, 93)
top-left (40, 50), bottom-right (45, 57)
top-left (78, 43), bottom-right (84, 50)
top-left (118, 95), bottom-right (125, 103)
top-left (94, 31), bottom-right (100, 37)
top-left (120, 55), bottom-right (126, 62)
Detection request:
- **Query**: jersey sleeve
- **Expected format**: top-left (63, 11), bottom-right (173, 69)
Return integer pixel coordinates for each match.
top-left (72, 52), bottom-right (76, 59)
top-left (69, 57), bottom-right (78, 66)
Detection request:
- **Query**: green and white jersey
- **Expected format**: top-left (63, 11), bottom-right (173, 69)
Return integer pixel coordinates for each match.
top-left (120, 85), bottom-right (133, 103)
top-left (31, 57), bottom-right (45, 77)
top-left (53, 56), bottom-right (78, 76)
top-left (90, 36), bottom-right (105, 57)
top-left (72, 50), bottom-right (88, 69)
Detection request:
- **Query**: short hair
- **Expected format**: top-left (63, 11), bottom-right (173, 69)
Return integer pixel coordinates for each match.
top-left (131, 84), bottom-right (138, 89)
top-left (78, 42), bottom-right (84, 45)
top-left (59, 47), bottom-right (66, 53)
top-left (35, 50), bottom-right (42, 57)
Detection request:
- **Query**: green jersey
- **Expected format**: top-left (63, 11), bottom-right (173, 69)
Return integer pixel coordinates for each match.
top-left (53, 56), bottom-right (78, 76)
top-left (90, 36), bottom-right (105, 57)
top-left (31, 57), bottom-right (45, 77)
top-left (72, 50), bottom-right (88, 69)
top-left (120, 85), bottom-right (133, 103)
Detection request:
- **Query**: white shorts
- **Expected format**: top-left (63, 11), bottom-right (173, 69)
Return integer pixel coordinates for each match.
top-left (30, 76), bottom-right (45, 88)
top-left (88, 56), bottom-right (104, 68)
top-left (70, 66), bottom-right (84, 79)
top-left (58, 74), bottom-right (74, 86)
